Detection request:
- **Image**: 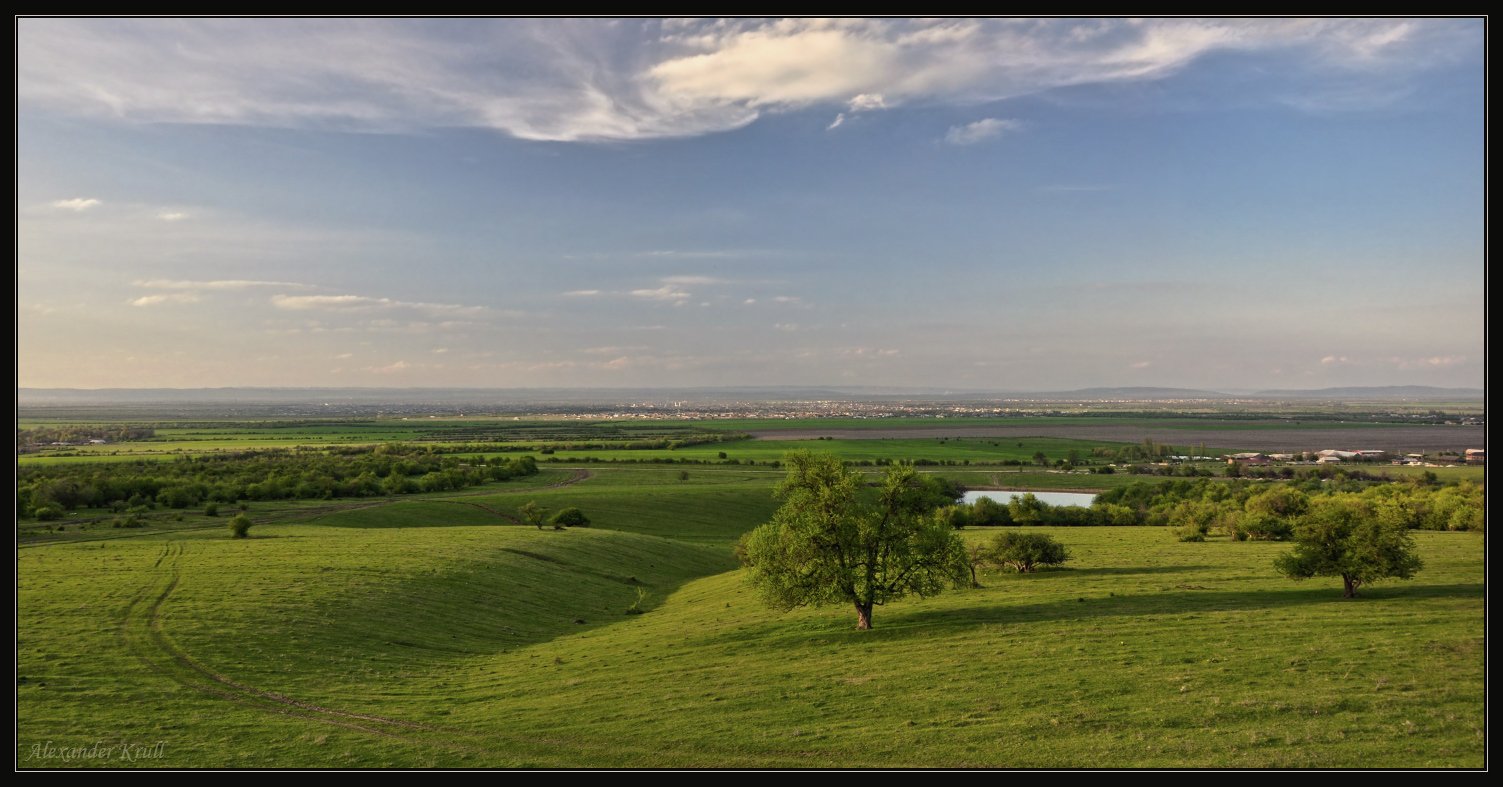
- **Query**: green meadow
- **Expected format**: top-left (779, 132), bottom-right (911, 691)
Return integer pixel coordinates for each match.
top-left (16, 461), bottom-right (1485, 767)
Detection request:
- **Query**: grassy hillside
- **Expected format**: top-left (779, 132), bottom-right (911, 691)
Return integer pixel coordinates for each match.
top-left (17, 461), bottom-right (1485, 768)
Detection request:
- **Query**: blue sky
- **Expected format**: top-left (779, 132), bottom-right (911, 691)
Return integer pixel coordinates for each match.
top-left (16, 18), bottom-right (1485, 390)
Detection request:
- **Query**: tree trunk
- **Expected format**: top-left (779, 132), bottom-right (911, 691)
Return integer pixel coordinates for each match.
top-left (1343, 575), bottom-right (1359, 598)
top-left (855, 601), bottom-right (873, 630)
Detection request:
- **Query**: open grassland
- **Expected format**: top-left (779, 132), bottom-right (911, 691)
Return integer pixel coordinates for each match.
top-left (16, 463), bottom-right (1485, 768)
top-left (20, 414), bottom-right (1486, 465)
top-left (736, 425), bottom-right (1484, 454)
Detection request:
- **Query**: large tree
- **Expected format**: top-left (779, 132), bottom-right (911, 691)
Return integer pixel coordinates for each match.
top-left (738, 451), bottom-right (971, 630)
top-left (1274, 494), bottom-right (1423, 597)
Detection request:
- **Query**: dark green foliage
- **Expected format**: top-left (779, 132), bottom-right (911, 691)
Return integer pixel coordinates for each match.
top-left (519, 501), bottom-right (548, 530)
top-left (550, 507), bottom-right (591, 529)
top-left (15, 444), bottom-right (539, 515)
top-left (203, 502), bottom-right (219, 517)
top-left (978, 531), bottom-right (1071, 573)
top-left (1275, 495), bottom-right (1423, 597)
top-left (33, 505), bottom-right (61, 521)
top-left (227, 513), bottom-right (252, 539)
top-left (968, 495), bottom-right (1011, 526)
top-left (739, 451), bottom-right (971, 630)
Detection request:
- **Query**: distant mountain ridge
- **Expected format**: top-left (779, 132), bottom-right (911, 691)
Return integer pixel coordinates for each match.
top-left (1250, 386), bottom-right (1484, 400)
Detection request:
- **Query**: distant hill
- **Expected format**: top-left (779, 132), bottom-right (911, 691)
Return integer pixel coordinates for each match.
top-left (1252, 386), bottom-right (1484, 400)
top-left (1030, 387), bottom-right (1233, 399)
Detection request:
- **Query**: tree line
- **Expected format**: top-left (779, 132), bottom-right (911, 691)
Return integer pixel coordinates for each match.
top-left (937, 476), bottom-right (1484, 537)
top-left (17, 425), bottom-right (156, 452)
top-left (18, 445), bottom-right (538, 519)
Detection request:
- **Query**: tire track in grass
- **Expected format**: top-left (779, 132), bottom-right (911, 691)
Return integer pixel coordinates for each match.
top-left (117, 541), bottom-right (486, 752)
top-left (115, 530), bottom-right (742, 766)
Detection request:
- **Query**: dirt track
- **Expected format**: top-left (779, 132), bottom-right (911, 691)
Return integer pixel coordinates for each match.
top-left (750, 425), bottom-right (1485, 453)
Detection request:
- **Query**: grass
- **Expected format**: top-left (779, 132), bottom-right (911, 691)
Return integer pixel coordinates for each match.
top-left (15, 460), bottom-right (1485, 767)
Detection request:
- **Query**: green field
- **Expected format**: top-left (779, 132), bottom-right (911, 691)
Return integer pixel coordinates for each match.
top-left (16, 463), bottom-right (1485, 767)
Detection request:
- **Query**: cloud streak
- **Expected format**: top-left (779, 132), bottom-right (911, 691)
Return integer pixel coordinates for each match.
top-left (944, 117), bottom-right (1020, 145)
top-left (270, 293), bottom-right (486, 315)
top-left (51, 197), bottom-right (100, 211)
top-left (18, 18), bottom-right (1477, 142)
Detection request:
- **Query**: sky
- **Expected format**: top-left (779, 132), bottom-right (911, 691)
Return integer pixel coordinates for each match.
top-left (16, 18), bottom-right (1486, 391)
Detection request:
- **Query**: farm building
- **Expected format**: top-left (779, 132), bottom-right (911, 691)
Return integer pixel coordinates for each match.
top-left (1465, 449), bottom-right (1485, 464)
top-left (1316, 449), bottom-right (1360, 462)
top-left (1226, 452), bottom-right (1270, 465)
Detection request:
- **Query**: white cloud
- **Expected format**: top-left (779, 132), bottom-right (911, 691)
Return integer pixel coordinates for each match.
top-left (562, 289), bottom-right (602, 297)
top-left (1384, 354), bottom-right (1467, 370)
top-left (16, 19), bottom-right (1474, 142)
top-left (368, 360), bottom-right (410, 374)
top-left (772, 295), bottom-right (802, 304)
top-left (51, 197), bottom-right (100, 211)
top-left (1320, 354), bottom-right (1351, 366)
top-left (825, 112), bottom-right (845, 131)
top-left (945, 117), bottom-right (1021, 145)
top-left (1129, 360), bottom-right (1151, 369)
top-left (630, 286), bottom-right (692, 301)
top-left (130, 292), bottom-right (200, 307)
top-left (774, 322), bottom-right (799, 332)
top-left (156, 211), bottom-right (189, 221)
top-left (271, 293), bottom-right (486, 315)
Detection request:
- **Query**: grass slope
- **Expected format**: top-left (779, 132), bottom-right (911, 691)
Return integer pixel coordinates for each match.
top-left (18, 499), bottom-right (1484, 767)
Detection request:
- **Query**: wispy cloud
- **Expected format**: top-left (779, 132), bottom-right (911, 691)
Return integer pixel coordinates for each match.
top-left (18, 19), bottom-right (1474, 142)
top-left (629, 286), bottom-right (693, 302)
top-left (156, 211), bottom-right (189, 221)
top-left (51, 197), bottom-right (100, 211)
top-left (944, 117), bottom-right (1021, 145)
top-left (270, 293), bottom-right (486, 315)
top-left (130, 292), bottom-right (201, 307)
top-left (562, 289), bottom-right (602, 297)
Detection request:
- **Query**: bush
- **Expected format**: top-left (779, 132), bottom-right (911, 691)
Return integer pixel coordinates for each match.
top-left (204, 502), bottom-right (219, 517)
top-left (227, 514), bottom-right (253, 539)
top-left (33, 505), bottom-right (62, 522)
top-left (980, 531), bottom-right (1071, 573)
top-left (550, 507), bottom-right (591, 529)
top-left (1174, 523), bottom-right (1207, 542)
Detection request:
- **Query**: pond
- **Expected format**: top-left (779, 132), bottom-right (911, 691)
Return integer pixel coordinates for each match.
top-left (961, 489), bottom-right (1098, 507)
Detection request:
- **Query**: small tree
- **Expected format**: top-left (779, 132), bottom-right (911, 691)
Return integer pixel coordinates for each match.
top-left (981, 531), bottom-right (1070, 573)
top-left (519, 501), bottom-right (548, 530)
top-left (549, 507), bottom-right (590, 529)
top-left (739, 451), bottom-right (971, 630)
top-left (1274, 495), bottom-right (1422, 597)
top-left (227, 513), bottom-right (252, 539)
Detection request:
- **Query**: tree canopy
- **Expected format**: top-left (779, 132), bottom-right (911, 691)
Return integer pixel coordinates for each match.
top-left (738, 450), bottom-right (970, 630)
top-left (1274, 495), bottom-right (1423, 597)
